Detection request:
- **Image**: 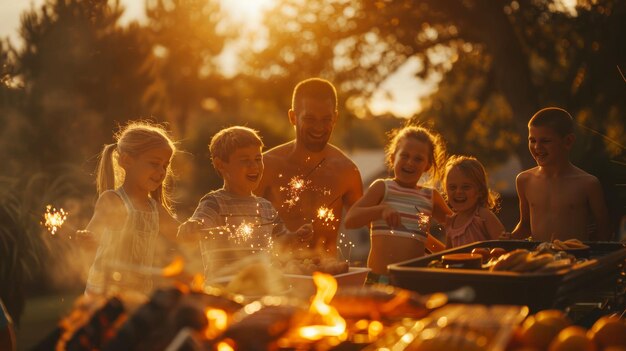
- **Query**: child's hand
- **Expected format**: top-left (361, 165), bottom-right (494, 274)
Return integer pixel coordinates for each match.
top-left (177, 219), bottom-right (203, 240)
top-left (295, 223), bottom-right (314, 243)
top-left (75, 230), bottom-right (98, 250)
top-left (381, 205), bottom-right (401, 228)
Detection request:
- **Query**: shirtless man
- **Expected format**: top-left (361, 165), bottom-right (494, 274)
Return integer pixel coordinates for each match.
top-left (255, 78), bottom-right (363, 255)
top-left (512, 107), bottom-right (610, 241)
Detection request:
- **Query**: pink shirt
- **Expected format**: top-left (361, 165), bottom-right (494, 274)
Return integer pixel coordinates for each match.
top-left (445, 207), bottom-right (490, 248)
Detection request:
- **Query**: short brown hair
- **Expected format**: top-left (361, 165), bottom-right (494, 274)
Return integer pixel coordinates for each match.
top-left (291, 78), bottom-right (338, 112)
top-left (209, 126), bottom-right (264, 163)
top-left (528, 107), bottom-right (574, 136)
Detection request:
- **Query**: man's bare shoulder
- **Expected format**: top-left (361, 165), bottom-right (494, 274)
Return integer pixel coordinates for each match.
top-left (326, 144), bottom-right (360, 170)
top-left (263, 142), bottom-right (294, 166)
top-left (264, 141), bottom-right (294, 159)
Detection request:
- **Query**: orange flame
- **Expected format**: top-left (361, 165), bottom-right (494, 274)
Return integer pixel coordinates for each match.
top-left (216, 341), bottom-right (234, 351)
top-left (191, 273), bottom-right (205, 291)
top-left (161, 256), bottom-right (184, 277)
top-left (297, 272), bottom-right (346, 340)
top-left (205, 308), bottom-right (228, 340)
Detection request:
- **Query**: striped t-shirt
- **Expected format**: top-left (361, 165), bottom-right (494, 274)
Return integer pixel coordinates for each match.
top-left (371, 179), bottom-right (433, 242)
top-left (190, 189), bottom-right (288, 279)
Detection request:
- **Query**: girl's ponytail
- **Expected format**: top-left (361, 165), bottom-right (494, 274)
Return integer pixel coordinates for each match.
top-left (95, 143), bottom-right (117, 195)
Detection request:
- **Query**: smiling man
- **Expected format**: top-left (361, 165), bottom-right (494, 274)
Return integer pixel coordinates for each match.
top-left (255, 78), bottom-right (363, 255)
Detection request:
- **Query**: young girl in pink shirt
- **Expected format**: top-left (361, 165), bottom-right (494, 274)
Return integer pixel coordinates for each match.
top-left (444, 155), bottom-right (505, 248)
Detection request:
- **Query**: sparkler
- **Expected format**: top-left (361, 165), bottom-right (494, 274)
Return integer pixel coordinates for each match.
top-left (280, 176), bottom-right (311, 207)
top-left (315, 194), bottom-right (342, 226)
top-left (42, 205), bottom-right (68, 235)
top-left (231, 221), bottom-right (254, 244)
top-left (316, 206), bottom-right (336, 223)
top-left (414, 205), bottom-right (431, 232)
top-left (280, 158), bottom-right (326, 208)
top-left (337, 232), bottom-right (356, 263)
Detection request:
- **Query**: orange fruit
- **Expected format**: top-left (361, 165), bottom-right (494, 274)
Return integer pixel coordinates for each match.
top-left (548, 326), bottom-right (596, 351)
top-left (587, 316), bottom-right (626, 348)
top-left (534, 310), bottom-right (571, 329)
top-left (519, 315), bottom-right (568, 350)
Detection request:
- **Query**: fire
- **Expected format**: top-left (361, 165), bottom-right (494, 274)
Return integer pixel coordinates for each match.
top-left (297, 273), bottom-right (346, 340)
top-left (161, 256), bottom-right (184, 277)
top-left (216, 342), bottom-right (234, 351)
top-left (191, 274), bottom-right (205, 291)
top-left (205, 308), bottom-right (228, 339)
top-left (42, 205), bottom-right (67, 235)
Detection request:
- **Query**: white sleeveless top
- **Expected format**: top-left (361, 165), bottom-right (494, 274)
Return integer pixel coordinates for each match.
top-left (85, 187), bottom-right (159, 296)
top-left (370, 179), bottom-right (433, 242)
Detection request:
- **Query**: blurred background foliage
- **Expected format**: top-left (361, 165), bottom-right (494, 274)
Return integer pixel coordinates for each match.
top-left (0, 0), bottom-right (624, 321)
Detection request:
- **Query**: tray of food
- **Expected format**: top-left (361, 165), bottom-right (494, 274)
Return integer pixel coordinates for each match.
top-left (388, 240), bottom-right (626, 311)
top-left (363, 304), bottom-right (529, 351)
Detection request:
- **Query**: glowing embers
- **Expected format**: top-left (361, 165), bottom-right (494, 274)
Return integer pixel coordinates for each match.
top-left (43, 204), bottom-right (68, 235)
top-left (205, 308), bottom-right (229, 340)
top-left (161, 256), bottom-right (185, 277)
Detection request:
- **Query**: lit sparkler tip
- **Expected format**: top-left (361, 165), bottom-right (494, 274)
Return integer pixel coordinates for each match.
top-left (43, 205), bottom-right (68, 235)
top-left (316, 206), bottom-right (336, 225)
top-left (230, 221), bottom-right (254, 243)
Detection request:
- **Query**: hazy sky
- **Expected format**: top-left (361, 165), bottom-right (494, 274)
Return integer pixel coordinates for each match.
top-left (0, 0), bottom-right (430, 117)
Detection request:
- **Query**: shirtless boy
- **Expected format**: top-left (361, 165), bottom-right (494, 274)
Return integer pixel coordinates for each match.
top-left (512, 107), bottom-right (610, 241)
top-left (255, 78), bottom-right (363, 254)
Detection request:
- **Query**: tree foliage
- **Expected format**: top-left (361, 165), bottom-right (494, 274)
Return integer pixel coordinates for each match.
top-left (245, 0), bottom-right (625, 168)
top-left (16, 0), bottom-right (159, 170)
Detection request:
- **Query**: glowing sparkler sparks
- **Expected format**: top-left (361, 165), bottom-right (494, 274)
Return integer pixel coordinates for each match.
top-left (316, 206), bottom-right (336, 224)
top-left (280, 176), bottom-right (311, 207)
top-left (229, 221), bottom-right (254, 243)
top-left (43, 205), bottom-right (68, 235)
top-left (417, 212), bottom-right (430, 232)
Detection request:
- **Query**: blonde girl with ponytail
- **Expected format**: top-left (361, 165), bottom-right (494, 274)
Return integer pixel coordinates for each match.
top-left (80, 121), bottom-right (180, 296)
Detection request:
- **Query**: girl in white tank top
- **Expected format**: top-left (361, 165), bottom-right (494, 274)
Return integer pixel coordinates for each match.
top-left (79, 122), bottom-right (180, 297)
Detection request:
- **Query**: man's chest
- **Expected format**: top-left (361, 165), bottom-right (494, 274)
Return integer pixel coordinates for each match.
top-left (269, 165), bottom-right (344, 201)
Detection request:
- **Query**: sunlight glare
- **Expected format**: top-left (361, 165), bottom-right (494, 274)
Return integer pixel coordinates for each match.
top-left (221, 0), bottom-right (275, 23)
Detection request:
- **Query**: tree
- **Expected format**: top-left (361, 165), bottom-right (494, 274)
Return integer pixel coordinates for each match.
top-left (244, 0), bottom-right (625, 167)
top-left (145, 0), bottom-right (233, 136)
top-left (16, 0), bottom-right (161, 170)
top-left (242, 0), bottom-right (625, 232)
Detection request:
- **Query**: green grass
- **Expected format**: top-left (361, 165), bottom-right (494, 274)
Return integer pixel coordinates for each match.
top-left (16, 291), bottom-right (83, 350)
